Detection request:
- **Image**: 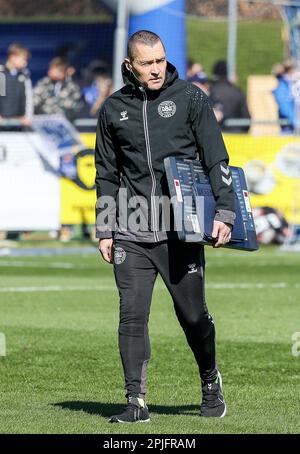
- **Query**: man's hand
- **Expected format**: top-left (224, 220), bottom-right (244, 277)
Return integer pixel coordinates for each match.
top-left (99, 238), bottom-right (114, 263)
top-left (211, 221), bottom-right (232, 248)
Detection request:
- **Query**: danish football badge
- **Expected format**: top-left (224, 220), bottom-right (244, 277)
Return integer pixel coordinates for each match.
top-left (158, 100), bottom-right (176, 118)
top-left (114, 247), bottom-right (126, 265)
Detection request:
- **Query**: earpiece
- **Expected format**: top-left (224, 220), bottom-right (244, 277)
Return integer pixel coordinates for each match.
top-left (124, 59), bottom-right (132, 72)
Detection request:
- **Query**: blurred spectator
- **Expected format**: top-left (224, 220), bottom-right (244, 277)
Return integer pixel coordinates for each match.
top-left (272, 60), bottom-right (297, 133)
top-left (80, 59), bottom-right (112, 86)
top-left (252, 207), bottom-right (290, 245)
top-left (81, 71), bottom-right (112, 117)
top-left (187, 71), bottom-right (210, 94)
top-left (0, 43), bottom-right (33, 127)
top-left (210, 59), bottom-right (251, 133)
top-left (33, 57), bottom-right (83, 121)
top-left (187, 71), bottom-right (224, 123)
top-left (186, 58), bottom-right (203, 79)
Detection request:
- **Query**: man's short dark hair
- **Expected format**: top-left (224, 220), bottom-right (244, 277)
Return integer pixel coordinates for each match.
top-left (213, 60), bottom-right (228, 79)
top-left (127, 30), bottom-right (165, 60)
top-left (187, 58), bottom-right (198, 69)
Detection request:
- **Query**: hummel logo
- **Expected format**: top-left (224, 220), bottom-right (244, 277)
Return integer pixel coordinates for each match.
top-left (220, 165), bottom-right (230, 175)
top-left (222, 175), bottom-right (232, 185)
top-left (120, 110), bottom-right (129, 121)
top-left (220, 164), bottom-right (232, 186)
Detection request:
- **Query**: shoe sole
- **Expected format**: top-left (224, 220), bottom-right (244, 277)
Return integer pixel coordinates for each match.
top-left (108, 418), bottom-right (150, 424)
top-left (220, 403), bottom-right (227, 418)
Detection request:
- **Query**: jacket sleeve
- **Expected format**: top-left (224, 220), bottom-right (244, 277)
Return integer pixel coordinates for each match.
top-left (95, 103), bottom-right (120, 238)
top-left (189, 85), bottom-right (236, 225)
top-left (237, 91), bottom-right (251, 132)
top-left (24, 78), bottom-right (34, 120)
top-left (33, 79), bottom-right (45, 114)
top-left (59, 81), bottom-right (84, 120)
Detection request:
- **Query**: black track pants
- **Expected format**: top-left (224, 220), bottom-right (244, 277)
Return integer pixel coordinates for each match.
top-left (113, 239), bottom-right (217, 398)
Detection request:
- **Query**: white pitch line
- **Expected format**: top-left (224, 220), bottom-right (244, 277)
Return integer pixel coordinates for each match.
top-left (2, 259), bottom-right (298, 270)
top-left (0, 286), bottom-right (114, 292)
top-left (0, 261), bottom-right (76, 269)
top-left (0, 260), bottom-right (103, 269)
top-left (207, 282), bottom-right (288, 289)
top-left (0, 282), bottom-right (296, 293)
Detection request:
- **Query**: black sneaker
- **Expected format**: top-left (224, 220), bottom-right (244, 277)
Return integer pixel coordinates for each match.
top-left (200, 371), bottom-right (227, 418)
top-left (108, 397), bottom-right (150, 423)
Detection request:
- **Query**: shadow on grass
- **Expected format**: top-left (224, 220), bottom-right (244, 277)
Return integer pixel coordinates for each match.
top-left (52, 401), bottom-right (199, 418)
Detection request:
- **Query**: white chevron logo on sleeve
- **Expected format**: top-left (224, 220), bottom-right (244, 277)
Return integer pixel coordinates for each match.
top-left (222, 175), bottom-right (232, 185)
top-left (220, 164), bottom-right (230, 175)
top-left (221, 164), bottom-right (232, 185)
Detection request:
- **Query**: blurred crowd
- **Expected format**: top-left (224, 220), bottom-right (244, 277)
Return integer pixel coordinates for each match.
top-left (5, 41), bottom-right (300, 135)
top-left (0, 42), bottom-right (253, 132)
top-left (0, 42), bottom-right (113, 127)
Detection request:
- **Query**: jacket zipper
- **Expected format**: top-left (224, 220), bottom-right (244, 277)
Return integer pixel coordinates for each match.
top-left (141, 88), bottom-right (159, 242)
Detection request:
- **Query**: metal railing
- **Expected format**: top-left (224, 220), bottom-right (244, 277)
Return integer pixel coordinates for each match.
top-left (0, 117), bottom-right (293, 132)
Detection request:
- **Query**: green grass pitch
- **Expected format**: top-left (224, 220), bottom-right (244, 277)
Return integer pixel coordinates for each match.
top-left (0, 245), bottom-right (300, 434)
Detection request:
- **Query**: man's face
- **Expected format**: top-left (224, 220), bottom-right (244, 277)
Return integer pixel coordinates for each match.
top-left (48, 65), bottom-right (66, 82)
top-left (127, 41), bottom-right (167, 91)
top-left (187, 62), bottom-right (202, 78)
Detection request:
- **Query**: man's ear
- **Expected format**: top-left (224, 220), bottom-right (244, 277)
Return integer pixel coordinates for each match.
top-left (124, 58), bottom-right (132, 72)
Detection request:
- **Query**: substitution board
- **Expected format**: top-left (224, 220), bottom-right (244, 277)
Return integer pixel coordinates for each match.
top-left (164, 157), bottom-right (259, 251)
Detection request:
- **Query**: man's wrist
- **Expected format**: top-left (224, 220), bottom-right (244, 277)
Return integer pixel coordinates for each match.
top-left (214, 209), bottom-right (236, 226)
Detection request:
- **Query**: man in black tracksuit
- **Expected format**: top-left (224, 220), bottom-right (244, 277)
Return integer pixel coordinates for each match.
top-left (95, 31), bottom-right (235, 423)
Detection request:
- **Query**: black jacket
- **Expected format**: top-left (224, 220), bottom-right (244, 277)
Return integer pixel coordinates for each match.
top-left (209, 79), bottom-right (251, 133)
top-left (95, 62), bottom-right (235, 242)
